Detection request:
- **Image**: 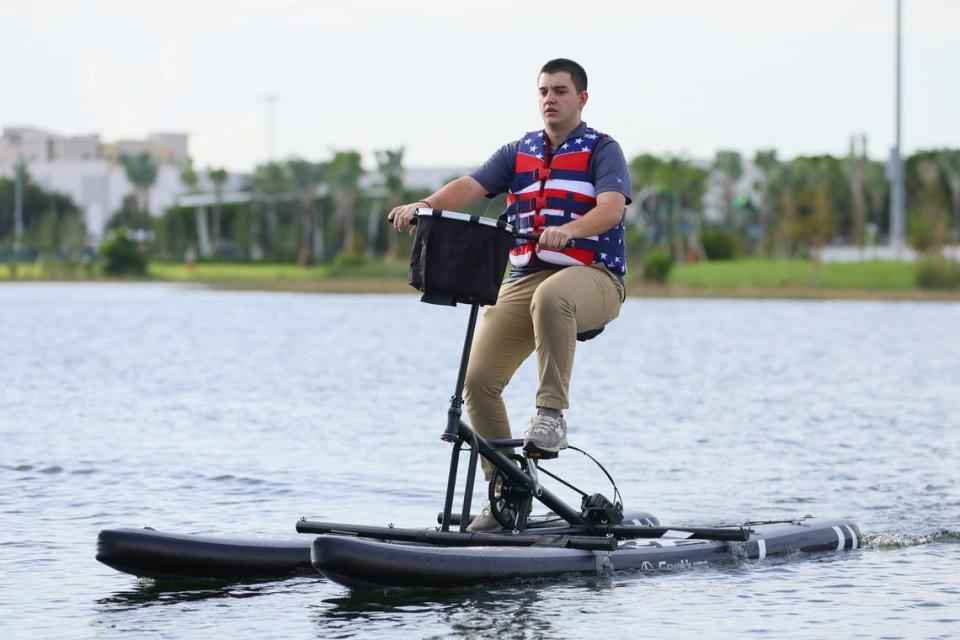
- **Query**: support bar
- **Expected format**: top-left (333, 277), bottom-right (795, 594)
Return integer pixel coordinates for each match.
top-left (295, 521), bottom-right (617, 551)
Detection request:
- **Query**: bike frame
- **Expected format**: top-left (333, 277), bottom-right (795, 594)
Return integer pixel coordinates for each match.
top-left (437, 302), bottom-right (586, 532)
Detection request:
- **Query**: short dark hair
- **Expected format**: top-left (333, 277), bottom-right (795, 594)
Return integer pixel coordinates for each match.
top-left (539, 59), bottom-right (588, 93)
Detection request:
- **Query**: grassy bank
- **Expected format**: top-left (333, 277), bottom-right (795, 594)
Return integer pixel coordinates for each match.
top-left (3, 258), bottom-right (958, 300)
top-left (668, 259), bottom-right (917, 290)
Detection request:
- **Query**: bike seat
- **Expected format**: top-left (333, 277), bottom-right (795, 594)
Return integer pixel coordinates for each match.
top-left (576, 326), bottom-right (605, 342)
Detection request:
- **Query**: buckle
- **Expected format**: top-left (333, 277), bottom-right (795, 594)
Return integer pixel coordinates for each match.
top-left (536, 168), bottom-right (551, 181)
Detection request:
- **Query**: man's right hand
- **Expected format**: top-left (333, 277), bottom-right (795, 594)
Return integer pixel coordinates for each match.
top-left (387, 202), bottom-right (425, 234)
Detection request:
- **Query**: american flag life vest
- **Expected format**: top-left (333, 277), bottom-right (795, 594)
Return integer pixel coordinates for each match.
top-left (500, 127), bottom-right (627, 277)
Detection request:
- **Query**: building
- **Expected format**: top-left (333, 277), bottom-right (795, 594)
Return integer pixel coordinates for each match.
top-left (1, 127), bottom-right (194, 245)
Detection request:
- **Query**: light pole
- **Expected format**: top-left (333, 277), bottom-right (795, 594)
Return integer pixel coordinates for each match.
top-left (11, 133), bottom-right (24, 261)
top-left (890, 0), bottom-right (906, 257)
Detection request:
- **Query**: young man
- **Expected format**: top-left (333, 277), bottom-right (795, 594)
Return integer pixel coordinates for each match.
top-left (388, 58), bottom-right (631, 531)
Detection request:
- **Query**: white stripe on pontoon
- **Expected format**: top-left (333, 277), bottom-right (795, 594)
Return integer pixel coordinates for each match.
top-left (832, 526), bottom-right (845, 550)
top-left (757, 539), bottom-right (766, 560)
top-left (844, 524), bottom-right (858, 549)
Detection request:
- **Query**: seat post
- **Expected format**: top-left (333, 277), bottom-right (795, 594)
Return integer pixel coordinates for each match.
top-left (443, 303), bottom-right (480, 442)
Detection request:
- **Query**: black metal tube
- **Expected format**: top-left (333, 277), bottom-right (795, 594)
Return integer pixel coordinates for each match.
top-left (459, 433), bottom-right (480, 532)
top-left (439, 440), bottom-right (462, 532)
top-left (443, 304), bottom-right (480, 442)
top-left (295, 521), bottom-right (617, 551)
top-left (529, 524), bottom-right (750, 542)
top-left (459, 421), bottom-right (585, 526)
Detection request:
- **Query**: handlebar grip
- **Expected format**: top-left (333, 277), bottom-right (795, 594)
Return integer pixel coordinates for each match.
top-left (516, 231), bottom-right (575, 248)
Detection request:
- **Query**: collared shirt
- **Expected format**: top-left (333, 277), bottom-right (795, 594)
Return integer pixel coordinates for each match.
top-left (469, 121), bottom-right (632, 281)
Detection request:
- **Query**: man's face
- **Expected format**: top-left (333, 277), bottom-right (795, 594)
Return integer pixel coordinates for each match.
top-left (538, 71), bottom-right (587, 129)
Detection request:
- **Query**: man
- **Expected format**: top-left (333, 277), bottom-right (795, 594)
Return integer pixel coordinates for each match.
top-left (389, 58), bottom-right (631, 531)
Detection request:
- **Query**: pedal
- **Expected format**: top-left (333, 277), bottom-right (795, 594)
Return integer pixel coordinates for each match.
top-left (522, 442), bottom-right (559, 460)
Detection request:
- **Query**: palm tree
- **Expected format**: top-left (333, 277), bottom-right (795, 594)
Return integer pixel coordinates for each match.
top-left (712, 150), bottom-right (743, 227)
top-left (327, 150), bottom-right (364, 254)
top-left (120, 153), bottom-right (158, 217)
top-left (180, 157), bottom-right (210, 258)
top-left (286, 158), bottom-right (326, 266)
top-left (753, 150), bottom-right (779, 254)
top-left (844, 135), bottom-right (868, 248)
top-left (208, 167), bottom-right (228, 255)
top-left (250, 162), bottom-right (292, 259)
top-left (374, 147), bottom-right (405, 258)
top-left (935, 149), bottom-right (960, 243)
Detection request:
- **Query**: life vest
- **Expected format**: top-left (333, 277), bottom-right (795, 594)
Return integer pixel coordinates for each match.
top-left (500, 126), bottom-right (627, 276)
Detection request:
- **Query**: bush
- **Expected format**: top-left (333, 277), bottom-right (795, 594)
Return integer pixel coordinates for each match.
top-left (917, 259), bottom-right (960, 290)
top-left (701, 227), bottom-right (738, 260)
top-left (327, 250), bottom-right (367, 275)
top-left (99, 228), bottom-right (148, 276)
top-left (642, 250), bottom-right (673, 283)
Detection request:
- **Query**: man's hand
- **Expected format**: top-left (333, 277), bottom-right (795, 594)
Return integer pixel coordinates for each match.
top-left (538, 225), bottom-right (574, 249)
top-left (387, 202), bottom-right (425, 234)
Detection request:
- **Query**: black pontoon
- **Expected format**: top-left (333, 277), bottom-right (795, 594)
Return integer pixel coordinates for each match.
top-left (97, 210), bottom-right (861, 588)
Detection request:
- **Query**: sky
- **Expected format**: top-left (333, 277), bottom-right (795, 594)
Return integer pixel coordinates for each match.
top-left (1, 0), bottom-right (957, 172)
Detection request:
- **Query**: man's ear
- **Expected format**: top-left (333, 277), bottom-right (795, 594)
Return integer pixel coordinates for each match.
top-left (579, 91), bottom-right (589, 111)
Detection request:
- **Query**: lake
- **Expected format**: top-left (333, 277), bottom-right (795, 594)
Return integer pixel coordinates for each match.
top-left (1, 283), bottom-right (957, 638)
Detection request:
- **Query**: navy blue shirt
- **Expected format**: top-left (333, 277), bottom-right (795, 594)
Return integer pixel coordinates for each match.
top-left (469, 121), bottom-right (632, 280)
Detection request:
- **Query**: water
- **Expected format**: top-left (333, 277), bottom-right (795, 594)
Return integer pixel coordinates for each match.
top-left (1, 283), bottom-right (958, 639)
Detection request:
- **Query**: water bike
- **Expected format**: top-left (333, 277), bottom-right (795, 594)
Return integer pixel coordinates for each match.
top-left (97, 209), bottom-right (861, 588)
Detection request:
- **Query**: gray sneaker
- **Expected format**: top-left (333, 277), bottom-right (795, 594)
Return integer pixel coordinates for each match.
top-left (522, 415), bottom-right (568, 453)
top-left (466, 500), bottom-right (505, 532)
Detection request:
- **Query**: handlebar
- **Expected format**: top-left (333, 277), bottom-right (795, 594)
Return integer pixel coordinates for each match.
top-left (409, 213), bottom-right (574, 248)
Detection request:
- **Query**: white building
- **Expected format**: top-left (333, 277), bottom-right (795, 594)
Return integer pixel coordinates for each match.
top-left (1, 127), bottom-right (199, 245)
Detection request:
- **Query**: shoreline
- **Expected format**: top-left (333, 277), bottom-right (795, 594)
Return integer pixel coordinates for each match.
top-left (4, 276), bottom-right (959, 301)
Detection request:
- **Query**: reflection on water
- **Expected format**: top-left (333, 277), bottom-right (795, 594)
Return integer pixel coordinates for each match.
top-left (1, 284), bottom-right (958, 639)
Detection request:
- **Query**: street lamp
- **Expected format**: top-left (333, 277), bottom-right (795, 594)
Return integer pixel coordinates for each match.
top-left (10, 132), bottom-right (24, 261)
top-left (890, 0), bottom-right (906, 257)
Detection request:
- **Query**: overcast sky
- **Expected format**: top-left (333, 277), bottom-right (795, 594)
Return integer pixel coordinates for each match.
top-left (2, 0), bottom-right (957, 172)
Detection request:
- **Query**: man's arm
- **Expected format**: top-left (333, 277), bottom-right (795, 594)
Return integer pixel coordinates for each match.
top-left (387, 176), bottom-right (489, 233)
top-left (538, 191), bottom-right (626, 249)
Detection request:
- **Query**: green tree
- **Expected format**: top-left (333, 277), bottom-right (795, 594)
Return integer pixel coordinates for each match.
top-left (250, 161), bottom-right (293, 259)
top-left (374, 147), bottom-right (405, 258)
top-left (208, 167), bottom-right (228, 255)
top-left (753, 149), bottom-right (780, 254)
top-left (99, 228), bottom-right (147, 276)
top-left (0, 168), bottom-right (87, 256)
top-left (286, 158), bottom-right (326, 265)
top-left (844, 135), bottom-right (869, 248)
top-left (179, 157), bottom-right (210, 257)
top-left (934, 149), bottom-right (960, 243)
top-left (327, 150), bottom-right (364, 253)
top-left (712, 150), bottom-right (743, 227)
top-left (119, 153), bottom-right (159, 219)
top-left (629, 154), bottom-right (707, 260)
top-left (907, 156), bottom-right (948, 253)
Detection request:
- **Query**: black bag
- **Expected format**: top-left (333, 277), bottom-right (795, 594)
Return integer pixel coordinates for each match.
top-left (409, 210), bottom-right (514, 306)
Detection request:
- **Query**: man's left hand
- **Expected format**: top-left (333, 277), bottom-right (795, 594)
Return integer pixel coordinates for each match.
top-left (538, 226), bottom-right (574, 249)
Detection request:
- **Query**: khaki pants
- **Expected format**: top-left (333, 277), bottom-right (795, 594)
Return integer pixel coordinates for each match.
top-left (463, 263), bottom-right (624, 476)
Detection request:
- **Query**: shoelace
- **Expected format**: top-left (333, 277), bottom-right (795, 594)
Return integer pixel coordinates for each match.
top-left (526, 417), bottom-right (562, 438)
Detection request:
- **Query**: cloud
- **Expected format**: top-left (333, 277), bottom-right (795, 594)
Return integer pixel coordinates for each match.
top-left (157, 40), bottom-right (189, 94)
top-left (83, 49), bottom-right (108, 111)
